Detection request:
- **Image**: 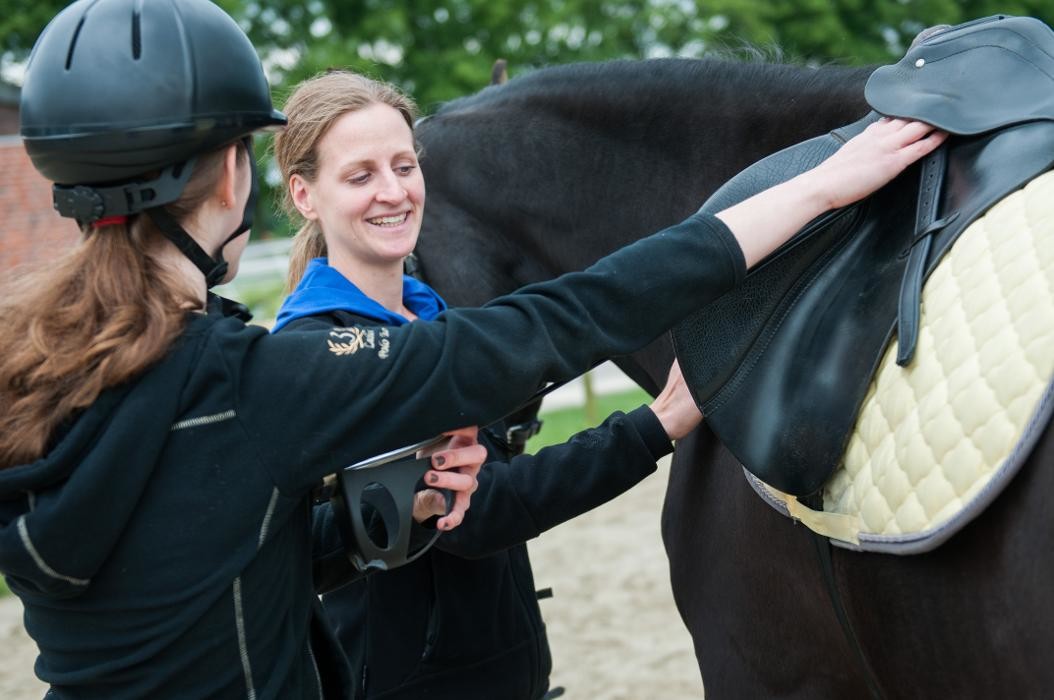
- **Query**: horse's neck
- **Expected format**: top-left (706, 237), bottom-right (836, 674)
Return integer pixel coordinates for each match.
top-left (527, 63), bottom-right (872, 393)
top-left (506, 61), bottom-right (872, 267)
top-left (417, 59), bottom-right (873, 390)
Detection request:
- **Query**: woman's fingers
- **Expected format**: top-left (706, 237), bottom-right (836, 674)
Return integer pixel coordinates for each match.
top-left (441, 425), bottom-right (479, 450)
top-left (413, 467), bottom-right (479, 525)
top-left (416, 426), bottom-right (479, 459)
top-left (906, 127), bottom-right (948, 156)
top-left (889, 119), bottom-right (947, 154)
top-left (424, 467), bottom-right (478, 493)
top-left (427, 442), bottom-right (484, 531)
top-left (430, 443), bottom-right (487, 474)
top-left (437, 508), bottom-right (464, 531)
top-left (815, 117), bottom-right (949, 209)
top-left (872, 117), bottom-right (947, 155)
top-left (410, 426), bottom-right (485, 530)
top-left (436, 483), bottom-right (471, 530)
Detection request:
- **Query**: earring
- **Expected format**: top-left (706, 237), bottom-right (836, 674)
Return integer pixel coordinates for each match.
top-left (220, 200), bottom-right (229, 209)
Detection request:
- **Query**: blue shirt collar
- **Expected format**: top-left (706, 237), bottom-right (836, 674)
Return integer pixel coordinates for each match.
top-left (272, 257), bottom-right (447, 333)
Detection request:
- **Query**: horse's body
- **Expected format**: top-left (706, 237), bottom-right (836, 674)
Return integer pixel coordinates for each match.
top-left (414, 58), bottom-right (1054, 697)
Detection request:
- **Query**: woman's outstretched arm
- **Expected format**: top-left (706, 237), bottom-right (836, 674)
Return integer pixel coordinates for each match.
top-left (719, 118), bottom-right (946, 268)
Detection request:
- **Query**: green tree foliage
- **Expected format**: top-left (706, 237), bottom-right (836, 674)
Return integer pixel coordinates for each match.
top-left (4, 0), bottom-right (1053, 235)
top-left (10, 1), bottom-right (1052, 107)
top-left (704, 0), bottom-right (1054, 64)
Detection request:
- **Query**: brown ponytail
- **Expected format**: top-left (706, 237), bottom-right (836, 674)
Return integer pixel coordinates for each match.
top-left (0, 148), bottom-right (232, 468)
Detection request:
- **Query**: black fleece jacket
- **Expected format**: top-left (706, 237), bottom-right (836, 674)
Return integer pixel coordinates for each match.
top-left (286, 308), bottom-right (674, 700)
top-left (0, 212), bottom-right (743, 699)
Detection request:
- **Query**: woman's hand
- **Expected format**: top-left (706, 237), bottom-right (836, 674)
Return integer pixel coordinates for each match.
top-left (414, 426), bottom-right (485, 531)
top-left (649, 360), bottom-right (703, 441)
top-left (718, 118), bottom-right (947, 269)
top-left (806, 117), bottom-right (948, 210)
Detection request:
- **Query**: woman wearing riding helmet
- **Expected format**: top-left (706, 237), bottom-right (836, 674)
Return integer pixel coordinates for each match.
top-left (1, 2), bottom-right (480, 697)
top-left (0, 0), bottom-right (945, 697)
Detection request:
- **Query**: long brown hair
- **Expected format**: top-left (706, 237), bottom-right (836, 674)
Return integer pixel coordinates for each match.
top-left (273, 71), bottom-right (419, 292)
top-left (0, 148), bottom-right (233, 468)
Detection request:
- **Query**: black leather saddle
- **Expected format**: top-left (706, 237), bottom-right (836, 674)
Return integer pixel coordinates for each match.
top-left (672, 15), bottom-right (1054, 496)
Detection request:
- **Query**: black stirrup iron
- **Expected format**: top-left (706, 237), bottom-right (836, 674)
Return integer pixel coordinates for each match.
top-left (328, 436), bottom-right (453, 572)
top-left (326, 364), bottom-right (595, 570)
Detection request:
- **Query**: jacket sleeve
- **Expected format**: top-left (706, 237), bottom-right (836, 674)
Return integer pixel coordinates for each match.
top-left (231, 212), bottom-right (743, 496)
top-left (436, 405), bottom-right (671, 558)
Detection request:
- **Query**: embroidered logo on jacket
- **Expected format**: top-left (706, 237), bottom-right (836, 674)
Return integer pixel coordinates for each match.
top-left (327, 327), bottom-right (391, 359)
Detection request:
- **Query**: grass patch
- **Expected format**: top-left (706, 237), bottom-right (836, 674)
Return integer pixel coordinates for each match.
top-left (526, 387), bottom-right (652, 452)
top-left (1, 576), bottom-right (8, 597)
top-left (213, 276), bottom-right (286, 326)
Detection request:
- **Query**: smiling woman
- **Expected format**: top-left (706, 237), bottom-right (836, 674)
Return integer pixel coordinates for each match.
top-left (287, 102), bottom-right (425, 303)
top-left (275, 72), bottom-right (421, 302)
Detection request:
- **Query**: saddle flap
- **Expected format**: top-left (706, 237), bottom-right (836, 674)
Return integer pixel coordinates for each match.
top-left (865, 15), bottom-right (1054, 135)
top-left (675, 119), bottom-right (1054, 496)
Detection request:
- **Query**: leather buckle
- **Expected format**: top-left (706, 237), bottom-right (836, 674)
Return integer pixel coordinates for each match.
top-left (53, 185), bottom-right (105, 223)
top-left (505, 418), bottom-right (543, 452)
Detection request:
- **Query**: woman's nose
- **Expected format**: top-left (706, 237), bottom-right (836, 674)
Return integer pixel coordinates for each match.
top-left (375, 173), bottom-right (407, 202)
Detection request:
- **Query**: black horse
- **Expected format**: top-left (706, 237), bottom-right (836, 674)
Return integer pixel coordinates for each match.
top-left (414, 58), bottom-right (1054, 698)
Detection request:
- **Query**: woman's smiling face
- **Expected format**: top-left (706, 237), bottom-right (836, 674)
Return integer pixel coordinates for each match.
top-left (291, 102), bottom-right (425, 272)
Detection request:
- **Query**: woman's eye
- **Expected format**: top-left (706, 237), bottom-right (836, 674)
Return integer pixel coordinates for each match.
top-left (396, 165), bottom-right (417, 176)
top-left (348, 173), bottom-right (370, 185)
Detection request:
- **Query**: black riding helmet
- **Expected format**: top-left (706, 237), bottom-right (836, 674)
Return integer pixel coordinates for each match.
top-left (20, 0), bottom-right (287, 287)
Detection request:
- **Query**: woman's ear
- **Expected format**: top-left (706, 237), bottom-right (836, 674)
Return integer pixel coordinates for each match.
top-left (289, 174), bottom-right (318, 221)
top-left (215, 143), bottom-right (240, 210)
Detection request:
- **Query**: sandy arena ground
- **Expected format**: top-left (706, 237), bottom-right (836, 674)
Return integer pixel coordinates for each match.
top-left (0, 455), bottom-right (702, 699)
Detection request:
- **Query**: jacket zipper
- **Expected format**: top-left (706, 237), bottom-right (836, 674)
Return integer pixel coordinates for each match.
top-left (421, 556), bottom-right (441, 660)
top-left (306, 638), bottom-right (324, 700)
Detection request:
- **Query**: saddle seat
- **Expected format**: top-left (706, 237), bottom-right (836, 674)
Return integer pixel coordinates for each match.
top-left (672, 15), bottom-right (1054, 498)
top-left (865, 15), bottom-right (1054, 135)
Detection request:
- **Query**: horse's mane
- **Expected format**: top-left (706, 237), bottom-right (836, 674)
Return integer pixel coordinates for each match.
top-left (431, 57), bottom-right (873, 122)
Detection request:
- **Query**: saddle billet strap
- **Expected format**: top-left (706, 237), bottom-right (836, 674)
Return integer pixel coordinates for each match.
top-left (896, 146), bottom-right (947, 366)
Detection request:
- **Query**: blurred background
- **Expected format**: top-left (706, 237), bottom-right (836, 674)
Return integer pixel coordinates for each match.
top-left (4, 4), bottom-right (1054, 695)
top-left (4, 0), bottom-right (1053, 314)
top-left (4, 0), bottom-right (1052, 318)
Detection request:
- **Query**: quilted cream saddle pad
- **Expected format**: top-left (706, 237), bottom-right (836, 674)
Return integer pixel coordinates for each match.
top-left (749, 169), bottom-right (1054, 553)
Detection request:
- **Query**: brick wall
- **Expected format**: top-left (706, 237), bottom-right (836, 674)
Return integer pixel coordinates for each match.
top-left (0, 136), bottom-right (79, 276)
top-left (0, 104), bottom-right (18, 135)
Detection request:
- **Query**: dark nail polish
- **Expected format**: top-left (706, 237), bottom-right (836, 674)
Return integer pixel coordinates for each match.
top-left (428, 473), bottom-right (439, 484)
top-left (434, 455), bottom-right (445, 466)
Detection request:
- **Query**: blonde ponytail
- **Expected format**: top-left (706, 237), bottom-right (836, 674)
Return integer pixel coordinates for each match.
top-left (285, 222), bottom-right (328, 292)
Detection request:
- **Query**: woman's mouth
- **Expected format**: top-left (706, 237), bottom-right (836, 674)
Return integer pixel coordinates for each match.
top-left (366, 212), bottom-right (409, 227)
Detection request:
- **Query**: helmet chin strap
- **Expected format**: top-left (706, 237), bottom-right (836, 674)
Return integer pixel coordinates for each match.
top-left (148, 138), bottom-right (259, 290)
